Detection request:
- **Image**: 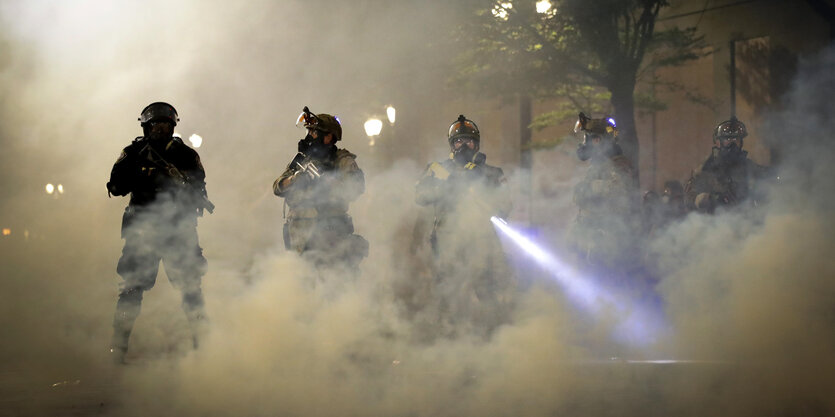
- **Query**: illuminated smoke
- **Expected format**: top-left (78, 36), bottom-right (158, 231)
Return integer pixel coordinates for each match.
top-left (491, 216), bottom-right (667, 348)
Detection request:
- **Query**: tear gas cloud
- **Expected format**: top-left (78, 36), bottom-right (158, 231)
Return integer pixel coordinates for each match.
top-left (0, 1), bottom-right (833, 416)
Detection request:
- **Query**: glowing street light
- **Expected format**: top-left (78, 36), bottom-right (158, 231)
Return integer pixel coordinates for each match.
top-left (45, 183), bottom-right (55, 194)
top-left (536, 0), bottom-right (552, 14)
top-left (2, 228), bottom-right (10, 236)
top-left (386, 106), bottom-right (396, 124)
top-left (57, 184), bottom-right (64, 194)
top-left (189, 134), bottom-right (203, 148)
top-left (364, 118), bottom-right (383, 146)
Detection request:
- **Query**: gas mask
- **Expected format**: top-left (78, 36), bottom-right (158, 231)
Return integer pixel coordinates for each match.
top-left (714, 138), bottom-right (745, 166)
top-left (451, 136), bottom-right (481, 165)
top-left (299, 130), bottom-right (333, 160)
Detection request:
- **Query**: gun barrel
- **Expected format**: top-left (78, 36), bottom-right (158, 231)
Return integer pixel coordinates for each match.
top-left (203, 198), bottom-right (215, 214)
top-left (295, 161), bottom-right (321, 178)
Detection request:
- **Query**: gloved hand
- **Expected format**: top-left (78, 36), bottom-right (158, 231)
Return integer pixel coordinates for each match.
top-left (694, 192), bottom-right (712, 211)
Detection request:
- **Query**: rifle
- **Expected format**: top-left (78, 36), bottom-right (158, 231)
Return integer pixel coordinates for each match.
top-left (295, 159), bottom-right (322, 180)
top-left (140, 144), bottom-right (215, 214)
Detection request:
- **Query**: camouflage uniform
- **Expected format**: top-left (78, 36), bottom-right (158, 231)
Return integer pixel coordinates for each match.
top-left (273, 117), bottom-right (367, 272)
top-left (568, 113), bottom-right (641, 274)
top-left (570, 153), bottom-right (640, 269)
top-left (106, 103), bottom-right (211, 360)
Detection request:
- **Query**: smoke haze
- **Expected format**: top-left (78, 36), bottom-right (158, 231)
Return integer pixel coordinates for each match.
top-left (0, 1), bottom-right (833, 416)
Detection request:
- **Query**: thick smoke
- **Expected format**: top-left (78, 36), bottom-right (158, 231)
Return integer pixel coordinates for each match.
top-left (0, 1), bottom-right (833, 416)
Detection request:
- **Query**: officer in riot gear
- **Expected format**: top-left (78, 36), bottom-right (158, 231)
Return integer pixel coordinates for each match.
top-left (273, 107), bottom-right (367, 273)
top-left (415, 115), bottom-right (512, 338)
top-left (106, 102), bottom-right (212, 363)
top-left (568, 113), bottom-right (640, 276)
top-left (684, 117), bottom-right (769, 213)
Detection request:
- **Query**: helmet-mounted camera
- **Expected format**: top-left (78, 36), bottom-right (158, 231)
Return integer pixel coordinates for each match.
top-left (574, 112), bottom-right (617, 139)
top-left (296, 106), bottom-right (319, 129)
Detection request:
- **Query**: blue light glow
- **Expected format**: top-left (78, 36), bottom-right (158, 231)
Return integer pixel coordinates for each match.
top-left (490, 216), bottom-right (666, 347)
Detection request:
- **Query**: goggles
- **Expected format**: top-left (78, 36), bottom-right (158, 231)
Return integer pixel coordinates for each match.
top-left (452, 136), bottom-right (475, 146)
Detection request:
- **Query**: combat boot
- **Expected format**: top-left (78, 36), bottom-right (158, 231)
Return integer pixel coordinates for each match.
top-left (110, 287), bottom-right (143, 364)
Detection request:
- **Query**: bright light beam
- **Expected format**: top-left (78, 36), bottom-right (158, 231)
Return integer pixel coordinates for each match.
top-left (490, 216), bottom-right (666, 347)
top-left (491, 216), bottom-right (598, 306)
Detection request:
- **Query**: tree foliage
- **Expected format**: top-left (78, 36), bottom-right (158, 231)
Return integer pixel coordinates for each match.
top-left (453, 0), bottom-right (707, 175)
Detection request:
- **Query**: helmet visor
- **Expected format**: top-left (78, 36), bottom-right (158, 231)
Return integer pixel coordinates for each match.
top-left (715, 121), bottom-right (746, 139)
top-left (448, 119), bottom-right (479, 140)
top-left (139, 103), bottom-right (178, 125)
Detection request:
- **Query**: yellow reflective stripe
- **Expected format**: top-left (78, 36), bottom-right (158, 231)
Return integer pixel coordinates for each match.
top-left (429, 162), bottom-right (450, 180)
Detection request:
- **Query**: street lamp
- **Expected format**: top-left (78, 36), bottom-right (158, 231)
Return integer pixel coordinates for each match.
top-left (57, 184), bottom-right (64, 194)
top-left (386, 106), bottom-right (396, 124)
top-left (536, 0), bottom-right (553, 14)
top-left (364, 118), bottom-right (383, 146)
top-left (189, 134), bottom-right (203, 148)
top-left (45, 183), bottom-right (54, 194)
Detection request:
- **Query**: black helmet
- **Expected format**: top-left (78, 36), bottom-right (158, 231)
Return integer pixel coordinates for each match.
top-left (296, 106), bottom-right (343, 141)
top-left (574, 112), bottom-right (617, 139)
top-left (713, 117), bottom-right (747, 142)
top-left (139, 102), bottom-right (179, 126)
top-left (448, 114), bottom-right (480, 147)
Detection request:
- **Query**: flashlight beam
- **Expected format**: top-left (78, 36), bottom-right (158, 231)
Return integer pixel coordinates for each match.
top-left (490, 217), bottom-right (667, 347)
top-left (490, 216), bottom-right (598, 305)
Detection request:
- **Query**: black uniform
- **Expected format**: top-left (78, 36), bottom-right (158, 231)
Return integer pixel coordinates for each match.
top-left (684, 148), bottom-right (769, 213)
top-left (107, 134), bottom-right (210, 358)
